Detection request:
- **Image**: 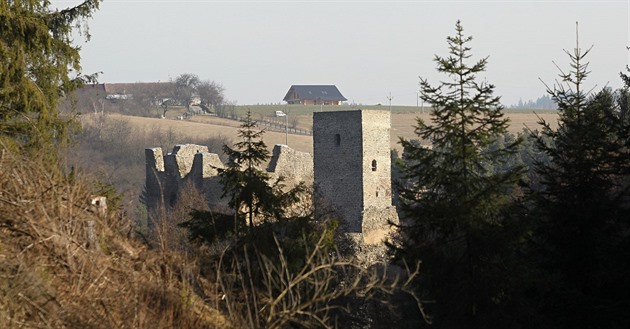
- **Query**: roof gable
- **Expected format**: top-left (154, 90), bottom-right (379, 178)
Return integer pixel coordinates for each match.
top-left (283, 85), bottom-right (347, 102)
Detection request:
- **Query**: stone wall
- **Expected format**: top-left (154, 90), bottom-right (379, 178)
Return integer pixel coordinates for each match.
top-left (313, 110), bottom-right (399, 245)
top-left (360, 110), bottom-right (394, 211)
top-left (144, 143), bottom-right (313, 219)
top-left (313, 111), bottom-right (365, 233)
top-left (267, 144), bottom-right (314, 187)
top-left (145, 109), bottom-right (398, 251)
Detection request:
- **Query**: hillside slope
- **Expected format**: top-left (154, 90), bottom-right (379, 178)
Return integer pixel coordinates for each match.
top-left (114, 110), bottom-right (558, 153)
top-left (0, 151), bottom-right (228, 328)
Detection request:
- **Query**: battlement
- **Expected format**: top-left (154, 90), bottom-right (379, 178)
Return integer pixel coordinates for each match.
top-left (144, 143), bottom-right (313, 215)
top-left (145, 110), bottom-right (398, 254)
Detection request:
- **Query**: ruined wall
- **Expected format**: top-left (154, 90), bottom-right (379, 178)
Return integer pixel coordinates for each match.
top-left (146, 110), bottom-right (398, 251)
top-left (313, 111), bottom-right (364, 233)
top-left (267, 144), bottom-right (314, 187)
top-left (313, 110), bottom-right (399, 244)
top-left (361, 110), bottom-right (394, 210)
top-left (144, 143), bottom-right (313, 218)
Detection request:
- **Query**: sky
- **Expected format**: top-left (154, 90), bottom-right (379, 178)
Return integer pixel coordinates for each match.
top-left (53, 0), bottom-right (629, 107)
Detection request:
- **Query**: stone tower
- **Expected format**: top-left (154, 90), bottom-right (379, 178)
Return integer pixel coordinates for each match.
top-left (313, 110), bottom-right (398, 244)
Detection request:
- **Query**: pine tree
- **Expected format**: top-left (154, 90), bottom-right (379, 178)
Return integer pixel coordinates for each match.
top-left (530, 33), bottom-right (630, 329)
top-left (180, 111), bottom-right (306, 245)
top-left (395, 20), bottom-right (525, 327)
top-left (0, 1), bottom-right (100, 157)
top-left (219, 110), bottom-right (303, 230)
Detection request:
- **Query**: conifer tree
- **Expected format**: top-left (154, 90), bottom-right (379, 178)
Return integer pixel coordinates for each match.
top-left (530, 33), bottom-right (630, 328)
top-left (180, 111), bottom-right (306, 244)
top-left (219, 110), bottom-right (301, 230)
top-left (0, 0), bottom-right (100, 157)
top-left (395, 20), bottom-right (525, 327)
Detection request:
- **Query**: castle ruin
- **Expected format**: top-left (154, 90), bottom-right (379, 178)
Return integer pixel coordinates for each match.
top-left (313, 110), bottom-right (399, 244)
top-left (144, 109), bottom-right (398, 246)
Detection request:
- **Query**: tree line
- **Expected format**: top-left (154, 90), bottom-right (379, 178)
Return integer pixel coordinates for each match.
top-left (391, 21), bottom-right (630, 328)
top-left (2, 2), bottom-right (629, 327)
top-left (510, 94), bottom-right (557, 110)
top-left (60, 73), bottom-right (226, 119)
top-left (171, 20), bottom-right (630, 327)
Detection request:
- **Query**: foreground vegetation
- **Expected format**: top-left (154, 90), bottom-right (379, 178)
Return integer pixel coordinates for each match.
top-left (391, 22), bottom-right (630, 329)
top-left (2, 2), bottom-right (629, 328)
top-left (0, 151), bottom-right (227, 328)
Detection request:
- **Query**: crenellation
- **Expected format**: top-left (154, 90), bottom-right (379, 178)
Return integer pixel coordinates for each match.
top-left (267, 144), bottom-right (314, 186)
top-left (168, 144), bottom-right (209, 178)
top-left (191, 152), bottom-right (223, 181)
top-left (144, 143), bottom-right (314, 218)
top-left (191, 152), bottom-right (226, 209)
top-left (145, 110), bottom-right (399, 260)
top-left (145, 147), bottom-right (164, 172)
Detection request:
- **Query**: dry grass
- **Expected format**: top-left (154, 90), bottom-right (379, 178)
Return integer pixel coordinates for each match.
top-left (206, 234), bottom-right (426, 328)
top-left (98, 110), bottom-right (559, 155)
top-left (0, 148), bottom-right (227, 328)
top-left (0, 145), bottom-right (428, 328)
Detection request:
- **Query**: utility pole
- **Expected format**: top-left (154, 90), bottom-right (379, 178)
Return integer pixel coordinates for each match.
top-left (386, 92), bottom-right (393, 112)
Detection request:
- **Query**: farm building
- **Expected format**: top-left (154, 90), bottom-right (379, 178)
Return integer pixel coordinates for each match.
top-left (283, 85), bottom-right (347, 105)
top-left (102, 82), bottom-right (175, 102)
top-left (70, 82), bottom-right (176, 105)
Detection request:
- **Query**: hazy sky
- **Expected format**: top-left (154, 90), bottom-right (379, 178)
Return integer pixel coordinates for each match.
top-left (54, 0), bottom-right (629, 106)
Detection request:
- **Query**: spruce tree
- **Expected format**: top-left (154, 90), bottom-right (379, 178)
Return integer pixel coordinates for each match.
top-left (530, 35), bottom-right (630, 329)
top-left (219, 110), bottom-right (302, 230)
top-left (395, 20), bottom-right (525, 327)
top-left (0, 1), bottom-right (100, 157)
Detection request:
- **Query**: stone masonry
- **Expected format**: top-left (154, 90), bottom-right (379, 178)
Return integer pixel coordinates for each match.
top-left (313, 110), bottom-right (399, 245)
top-left (145, 109), bottom-right (398, 247)
top-left (144, 143), bottom-right (313, 220)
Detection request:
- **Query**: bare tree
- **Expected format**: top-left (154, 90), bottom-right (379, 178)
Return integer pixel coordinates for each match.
top-left (173, 73), bottom-right (200, 111)
top-left (130, 82), bottom-right (175, 117)
top-left (196, 80), bottom-right (224, 113)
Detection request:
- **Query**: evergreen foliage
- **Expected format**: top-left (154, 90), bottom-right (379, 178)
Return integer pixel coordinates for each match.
top-left (395, 20), bottom-right (526, 327)
top-left (220, 110), bottom-right (305, 228)
top-left (512, 94), bottom-right (556, 110)
top-left (529, 37), bottom-right (630, 328)
top-left (180, 110), bottom-right (306, 243)
top-left (0, 0), bottom-right (100, 156)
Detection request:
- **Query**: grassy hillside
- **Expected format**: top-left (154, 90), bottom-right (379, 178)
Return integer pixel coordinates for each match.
top-left (67, 107), bottom-right (558, 234)
top-left (0, 152), bottom-right (229, 328)
top-left (232, 104), bottom-right (556, 117)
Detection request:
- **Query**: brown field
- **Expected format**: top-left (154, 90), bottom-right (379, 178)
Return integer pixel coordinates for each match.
top-left (117, 110), bottom-right (559, 154)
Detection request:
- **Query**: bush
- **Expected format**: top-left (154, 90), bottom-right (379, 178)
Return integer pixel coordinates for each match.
top-left (0, 148), bottom-right (225, 328)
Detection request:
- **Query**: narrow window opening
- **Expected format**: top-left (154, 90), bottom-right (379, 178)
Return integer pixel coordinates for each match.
top-left (371, 159), bottom-right (377, 171)
top-left (334, 134), bottom-right (341, 146)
